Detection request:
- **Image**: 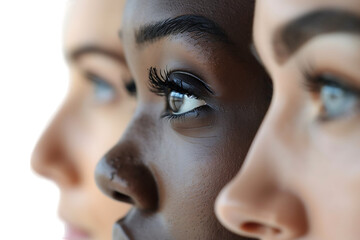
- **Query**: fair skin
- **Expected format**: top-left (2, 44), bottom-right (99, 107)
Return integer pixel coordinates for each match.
top-left (31, 0), bottom-right (135, 240)
top-left (216, 0), bottom-right (360, 239)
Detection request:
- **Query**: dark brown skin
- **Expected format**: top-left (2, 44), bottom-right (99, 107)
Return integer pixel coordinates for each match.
top-left (95, 0), bottom-right (271, 239)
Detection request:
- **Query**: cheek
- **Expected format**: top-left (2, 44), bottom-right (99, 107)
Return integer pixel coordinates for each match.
top-left (297, 160), bottom-right (360, 239)
top-left (160, 118), bottom-right (248, 206)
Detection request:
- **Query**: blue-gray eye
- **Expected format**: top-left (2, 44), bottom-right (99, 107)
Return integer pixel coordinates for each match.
top-left (318, 74), bottom-right (358, 119)
top-left (168, 91), bottom-right (206, 115)
top-left (87, 73), bottom-right (116, 103)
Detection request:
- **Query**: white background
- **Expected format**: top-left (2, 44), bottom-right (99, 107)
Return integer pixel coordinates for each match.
top-left (0, 1), bottom-right (68, 239)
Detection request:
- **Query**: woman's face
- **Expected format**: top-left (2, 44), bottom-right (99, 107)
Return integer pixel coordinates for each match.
top-left (216, 0), bottom-right (360, 239)
top-left (31, 0), bottom-right (135, 239)
top-left (94, 0), bottom-right (271, 239)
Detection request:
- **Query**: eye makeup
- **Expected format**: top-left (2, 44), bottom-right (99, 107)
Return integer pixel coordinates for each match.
top-left (148, 67), bottom-right (214, 120)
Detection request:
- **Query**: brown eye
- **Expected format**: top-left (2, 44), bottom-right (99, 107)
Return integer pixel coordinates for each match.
top-left (169, 92), bottom-right (184, 113)
top-left (168, 91), bottom-right (206, 115)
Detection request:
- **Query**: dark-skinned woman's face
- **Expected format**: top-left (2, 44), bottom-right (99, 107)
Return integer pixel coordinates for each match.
top-left (95, 0), bottom-right (271, 239)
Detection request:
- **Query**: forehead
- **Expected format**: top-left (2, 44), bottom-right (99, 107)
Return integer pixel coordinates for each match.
top-left (122, 0), bottom-right (255, 42)
top-left (64, 0), bottom-right (125, 50)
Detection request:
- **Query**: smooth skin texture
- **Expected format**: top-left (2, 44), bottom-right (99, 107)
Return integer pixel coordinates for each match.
top-left (216, 0), bottom-right (360, 239)
top-left (95, 0), bottom-right (271, 239)
top-left (31, 0), bottom-right (135, 239)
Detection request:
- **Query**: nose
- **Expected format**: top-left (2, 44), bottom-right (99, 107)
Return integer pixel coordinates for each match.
top-left (215, 125), bottom-right (308, 240)
top-left (216, 179), bottom-right (307, 240)
top-left (95, 137), bottom-right (158, 211)
top-left (31, 101), bottom-right (80, 187)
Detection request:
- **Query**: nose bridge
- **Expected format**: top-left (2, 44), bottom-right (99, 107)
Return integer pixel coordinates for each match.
top-left (31, 99), bottom-right (80, 186)
top-left (95, 113), bottom-right (159, 211)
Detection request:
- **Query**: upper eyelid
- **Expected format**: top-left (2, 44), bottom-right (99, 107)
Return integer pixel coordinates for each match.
top-left (171, 71), bottom-right (215, 95)
top-left (148, 67), bottom-right (214, 97)
top-left (85, 71), bottom-right (112, 86)
top-left (301, 61), bottom-right (360, 94)
top-left (303, 70), bottom-right (360, 99)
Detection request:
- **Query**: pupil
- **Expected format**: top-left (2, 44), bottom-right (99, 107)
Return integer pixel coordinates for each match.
top-left (169, 92), bottom-right (184, 112)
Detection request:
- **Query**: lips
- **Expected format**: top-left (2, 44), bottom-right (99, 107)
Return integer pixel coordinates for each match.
top-left (64, 224), bottom-right (91, 240)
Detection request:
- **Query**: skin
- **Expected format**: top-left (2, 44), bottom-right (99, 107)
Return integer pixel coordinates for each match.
top-left (216, 0), bottom-right (360, 239)
top-left (31, 0), bottom-right (135, 239)
top-left (95, 0), bottom-right (271, 239)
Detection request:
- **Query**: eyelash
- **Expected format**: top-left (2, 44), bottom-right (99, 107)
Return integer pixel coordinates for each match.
top-left (302, 66), bottom-right (355, 94)
top-left (148, 67), bottom-right (198, 96)
top-left (148, 67), bottom-right (205, 120)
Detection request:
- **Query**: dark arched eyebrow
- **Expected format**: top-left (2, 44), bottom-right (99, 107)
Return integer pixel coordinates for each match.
top-left (135, 15), bottom-right (231, 46)
top-left (273, 9), bottom-right (360, 64)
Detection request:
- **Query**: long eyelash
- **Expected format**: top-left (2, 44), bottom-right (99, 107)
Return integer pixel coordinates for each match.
top-left (148, 67), bottom-right (170, 96)
top-left (148, 67), bottom-right (196, 97)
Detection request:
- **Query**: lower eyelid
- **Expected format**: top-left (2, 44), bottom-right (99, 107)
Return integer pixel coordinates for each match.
top-left (165, 105), bottom-right (214, 123)
top-left (169, 106), bottom-right (216, 134)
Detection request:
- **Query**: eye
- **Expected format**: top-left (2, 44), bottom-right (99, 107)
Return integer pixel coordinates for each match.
top-left (86, 72), bottom-right (116, 103)
top-left (168, 91), bottom-right (206, 115)
top-left (320, 81), bottom-right (357, 119)
top-left (148, 67), bottom-right (213, 119)
top-left (305, 72), bottom-right (360, 120)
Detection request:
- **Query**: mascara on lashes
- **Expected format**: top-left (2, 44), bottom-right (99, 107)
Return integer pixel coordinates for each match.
top-left (148, 67), bottom-right (214, 97)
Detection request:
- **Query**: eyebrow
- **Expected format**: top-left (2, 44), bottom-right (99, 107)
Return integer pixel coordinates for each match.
top-left (68, 45), bottom-right (126, 64)
top-left (273, 9), bottom-right (360, 64)
top-left (135, 15), bottom-right (231, 46)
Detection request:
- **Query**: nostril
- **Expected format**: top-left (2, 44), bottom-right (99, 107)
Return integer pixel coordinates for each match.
top-left (112, 191), bottom-right (134, 205)
top-left (241, 222), bottom-right (281, 235)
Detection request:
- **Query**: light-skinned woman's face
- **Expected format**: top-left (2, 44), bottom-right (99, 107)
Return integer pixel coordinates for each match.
top-left (216, 0), bottom-right (360, 239)
top-left (31, 0), bottom-right (135, 239)
top-left (95, 0), bottom-right (271, 239)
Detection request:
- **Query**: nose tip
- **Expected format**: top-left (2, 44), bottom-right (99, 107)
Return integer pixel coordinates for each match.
top-left (216, 183), bottom-right (307, 240)
top-left (216, 192), bottom-right (284, 239)
top-left (31, 128), bottom-right (80, 186)
top-left (95, 149), bottom-right (158, 211)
